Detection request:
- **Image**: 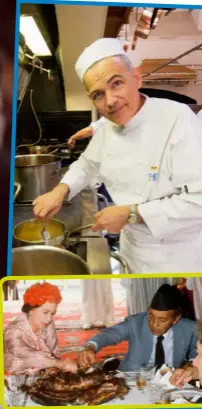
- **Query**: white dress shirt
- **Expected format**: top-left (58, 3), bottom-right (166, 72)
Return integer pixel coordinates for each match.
top-left (149, 328), bottom-right (173, 367)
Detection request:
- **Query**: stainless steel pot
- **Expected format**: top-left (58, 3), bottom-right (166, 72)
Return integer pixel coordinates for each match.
top-left (13, 219), bottom-right (95, 247)
top-left (13, 218), bottom-right (66, 247)
top-left (25, 146), bottom-right (58, 155)
top-left (15, 154), bottom-right (62, 202)
top-left (11, 245), bottom-right (91, 275)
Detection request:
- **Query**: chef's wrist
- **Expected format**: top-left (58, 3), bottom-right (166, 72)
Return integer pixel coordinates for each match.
top-left (53, 183), bottom-right (69, 201)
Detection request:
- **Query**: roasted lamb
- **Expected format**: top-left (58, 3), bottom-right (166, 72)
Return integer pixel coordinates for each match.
top-left (23, 367), bottom-right (129, 405)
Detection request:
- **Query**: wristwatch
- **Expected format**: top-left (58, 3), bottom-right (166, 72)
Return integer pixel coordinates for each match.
top-left (127, 204), bottom-right (138, 224)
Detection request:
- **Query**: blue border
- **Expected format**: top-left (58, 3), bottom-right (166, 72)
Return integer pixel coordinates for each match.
top-left (20, 0), bottom-right (202, 7)
top-left (7, 0), bottom-right (21, 276)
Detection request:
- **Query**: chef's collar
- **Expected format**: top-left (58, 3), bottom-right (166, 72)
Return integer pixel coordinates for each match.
top-left (110, 93), bottom-right (150, 133)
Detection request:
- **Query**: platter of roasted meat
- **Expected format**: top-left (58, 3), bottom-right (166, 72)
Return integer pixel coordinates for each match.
top-left (21, 367), bottom-right (130, 406)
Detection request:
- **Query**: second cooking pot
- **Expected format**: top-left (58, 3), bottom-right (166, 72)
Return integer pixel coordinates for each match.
top-left (13, 218), bottom-right (66, 247)
top-left (25, 146), bottom-right (58, 155)
top-left (15, 154), bottom-right (63, 202)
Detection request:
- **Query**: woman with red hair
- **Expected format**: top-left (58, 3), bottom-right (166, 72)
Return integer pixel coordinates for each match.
top-left (4, 282), bottom-right (77, 374)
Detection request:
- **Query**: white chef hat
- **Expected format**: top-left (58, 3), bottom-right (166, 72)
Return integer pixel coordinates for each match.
top-left (75, 37), bottom-right (141, 82)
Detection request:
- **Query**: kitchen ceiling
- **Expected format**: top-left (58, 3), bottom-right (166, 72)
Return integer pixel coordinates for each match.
top-left (19, 5), bottom-right (202, 108)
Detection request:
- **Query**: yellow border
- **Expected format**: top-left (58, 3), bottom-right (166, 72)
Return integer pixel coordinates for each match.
top-left (1, 275), bottom-right (202, 409)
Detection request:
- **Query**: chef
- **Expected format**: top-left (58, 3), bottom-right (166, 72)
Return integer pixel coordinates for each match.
top-left (78, 284), bottom-right (197, 372)
top-left (33, 38), bottom-right (202, 274)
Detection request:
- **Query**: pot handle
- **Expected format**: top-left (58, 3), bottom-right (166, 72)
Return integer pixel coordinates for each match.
top-left (67, 224), bottom-right (94, 237)
top-left (93, 183), bottom-right (102, 190)
top-left (63, 224), bottom-right (94, 246)
top-left (49, 148), bottom-right (59, 154)
top-left (110, 251), bottom-right (130, 274)
top-left (14, 182), bottom-right (21, 200)
top-left (50, 166), bottom-right (69, 179)
top-left (96, 193), bottom-right (109, 209)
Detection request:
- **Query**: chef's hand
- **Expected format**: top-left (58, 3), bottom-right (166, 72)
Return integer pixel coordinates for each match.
top-left (58, 358), bottom-right (78, 373)
top-left (33, 184), bottom-right (69, 219)
top-left (92, 205), bottom-right (144, 233)
top-left (67, 136), bottom-right (76, 149)
top-left (79, 345), bottom-right (96, 369)
top-left (169, 366), bottom-right (198, 387)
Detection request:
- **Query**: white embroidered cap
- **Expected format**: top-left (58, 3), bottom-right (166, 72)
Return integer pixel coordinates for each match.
top-left (75, 37), bottom-right (140, 81)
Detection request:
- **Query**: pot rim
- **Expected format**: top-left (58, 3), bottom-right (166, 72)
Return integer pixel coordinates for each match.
top-left (15, 154), bottom-right (61, 167)
top-left (13, 218), bottom-right (66, 244)
top-left (12, 245), bottom-right (91, 275)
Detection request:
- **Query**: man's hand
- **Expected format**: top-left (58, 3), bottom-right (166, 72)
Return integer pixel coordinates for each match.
top-left (33, 184), bottom-right (69, 219)
top-left (92, 205), bottom-right (144, 233)
top-left (79, 345), bottom-right (96, 369)
top-left (170, 366), bottom-right (198, 387)
top-left (58, 358), bottom-right (78, 373)
top-left (67, 136), bottom-right (76, 149)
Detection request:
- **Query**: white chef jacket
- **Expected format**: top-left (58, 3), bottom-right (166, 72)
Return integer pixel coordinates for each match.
top-left (90, 116), bottom-right (106, 133)
top-left (61, 95), bottom-right (202, 273)
top-left (197, 109), bottom-right (202, 121)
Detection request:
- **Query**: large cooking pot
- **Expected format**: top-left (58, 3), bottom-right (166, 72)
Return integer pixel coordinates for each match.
top-left (15, 154), bottom-right (63, 202)
top-left (25, 146), bottom-right (58, 155)
top-left (13, 218), bottom-right (66, 247)
top-left (11, 246), bottom-right (91, 275)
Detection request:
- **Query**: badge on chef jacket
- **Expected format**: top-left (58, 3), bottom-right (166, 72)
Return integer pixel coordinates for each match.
top-left (149, 166), bottom-right (158, 182)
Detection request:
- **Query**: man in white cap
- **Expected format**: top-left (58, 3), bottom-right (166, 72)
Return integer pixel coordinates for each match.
top-left (33, 38), bottom-right (202, 274)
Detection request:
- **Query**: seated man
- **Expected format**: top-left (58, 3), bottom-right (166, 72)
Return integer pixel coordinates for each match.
top-left (79, 284), bottom-right (197, 372)
top-left (170, 320), bottom-right (202, 387)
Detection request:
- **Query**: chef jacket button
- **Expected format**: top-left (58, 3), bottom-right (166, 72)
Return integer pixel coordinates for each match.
top-left (135, 190), bottom-right (141, 195)
top-left (160, 238), bottom-right (164, 243)
top-left (137, 160), bottom-right (143, 164)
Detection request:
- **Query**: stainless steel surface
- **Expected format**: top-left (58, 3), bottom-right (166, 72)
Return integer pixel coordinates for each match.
top-left (12, 246), bottom-right (91, 276)
top-left (15, 154), bottom-right (62, 202)
top-left (110, 252), bottom-right (130, 274)
top-left (161, 388), bottom-right (202, 403)
top-left (78, 237), bottom-right (112, 274)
